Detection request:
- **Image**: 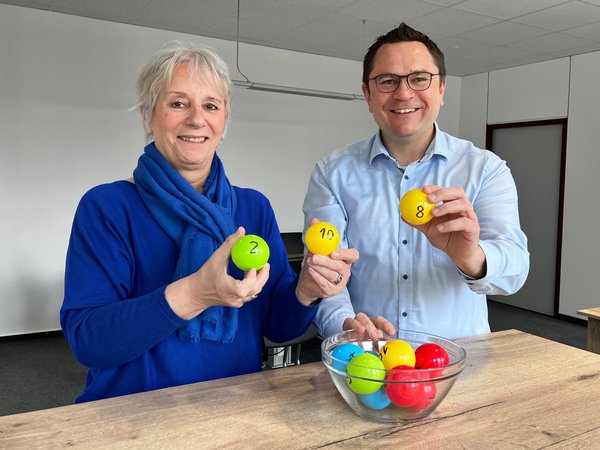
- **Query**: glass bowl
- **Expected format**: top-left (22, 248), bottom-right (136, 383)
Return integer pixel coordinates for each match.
top-left (321, 329), bottom-right (467, 423)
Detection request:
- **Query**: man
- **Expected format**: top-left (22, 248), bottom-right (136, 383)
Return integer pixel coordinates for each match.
top-left (303, 23), bottom-right (529, 339)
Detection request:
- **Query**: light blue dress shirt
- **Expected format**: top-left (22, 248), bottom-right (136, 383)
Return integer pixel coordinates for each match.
top-left (303, 124), bottom-right (529, 339)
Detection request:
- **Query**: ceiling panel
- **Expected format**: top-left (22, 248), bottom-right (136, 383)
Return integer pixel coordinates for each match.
top-left (512, 1), bottom-right (600, 31)
top-left (452, 0), bottom-right (570, 20)
top-left (3, 0), bottom-right (600, 76)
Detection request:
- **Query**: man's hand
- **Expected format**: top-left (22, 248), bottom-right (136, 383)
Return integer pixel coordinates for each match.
top-left (342, 313), bottom-right (396, 342)
top-left (411, 185), bottom-right (486, 279)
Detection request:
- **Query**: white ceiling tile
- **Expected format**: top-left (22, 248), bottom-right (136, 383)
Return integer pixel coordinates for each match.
top-left (237, 0), bottom-right (328, 27)
top-left (459, 21), bottom-right (551, 45)
top-left (0, 0), bottom-right (50, 8)
top-left (462, 45), bottom-right (542, 65)
top-left (339, 0), bottom-right (444, 24)
top-left (49, 0), bottom-right (150, 23)
top-left (279, 0), bottom-right (358, 11)
top-left (548, 41), bottom-right (600, 57)
top-left (424, 0), bottom-right (464, 6)
top-left (507, 31), bottom-right (596, 53)
top-left (131, 0), bottom-right (235, 37)
top-left (446, 58), bottom-right (500, 76)
top-left (512, 0), bottom-right (600, 31)
top-left (264, 14), bottom-right (366, 59)
top-left (438, 36), bottom-right (494, 55)
top-left (452, 0), bottom-right (570, 20)
top-left (5, 0), bottom-right (600, 76)
top-left (206, 16), bottom-right (294, 43)
top-left (407, 7), bottom-right (500, 35)
top-left (564, 21), bottom-right (600, 40)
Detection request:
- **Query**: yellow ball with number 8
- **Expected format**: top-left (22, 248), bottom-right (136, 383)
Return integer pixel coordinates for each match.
top-left (305, 222), bottom-right (340, 256)
top-left (400, 189), bottom-right (435, 225)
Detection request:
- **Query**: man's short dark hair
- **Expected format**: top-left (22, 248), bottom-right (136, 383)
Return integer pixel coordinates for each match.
top-left (362, 23), bottom-right (446, 90)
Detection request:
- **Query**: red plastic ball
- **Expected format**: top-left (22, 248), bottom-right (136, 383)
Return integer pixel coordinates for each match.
top-left (414, 343), bottom-right (449, 369)
top-left (385, 365), bottom-right (423, 408)
top-left (411, 381), bottom-right (437, 411)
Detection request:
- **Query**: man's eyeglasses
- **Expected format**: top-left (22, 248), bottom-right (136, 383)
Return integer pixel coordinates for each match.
top-left (368, 72), bottom-right (440, 93)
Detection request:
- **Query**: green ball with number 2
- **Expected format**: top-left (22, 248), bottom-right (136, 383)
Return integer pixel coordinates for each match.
top-left (231, 235), bottom-right (270, 271)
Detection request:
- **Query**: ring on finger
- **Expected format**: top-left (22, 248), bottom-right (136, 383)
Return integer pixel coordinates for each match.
top-left (242, 294), bottom-right (258, 303)
top-left (331, 273), bottom-right (343, 285)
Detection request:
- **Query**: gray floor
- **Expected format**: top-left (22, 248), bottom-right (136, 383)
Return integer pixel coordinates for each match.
top-left (0, 299), bottom-right (587, 417)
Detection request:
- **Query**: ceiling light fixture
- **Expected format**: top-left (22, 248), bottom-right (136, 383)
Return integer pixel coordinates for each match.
top-left (231, 79), bottom-right (362, 100)
top-left (232, 0), bottom-right (363, 101)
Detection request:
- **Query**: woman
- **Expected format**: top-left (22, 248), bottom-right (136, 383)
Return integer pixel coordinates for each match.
top-left (60, 44), bottom-right (356, 403)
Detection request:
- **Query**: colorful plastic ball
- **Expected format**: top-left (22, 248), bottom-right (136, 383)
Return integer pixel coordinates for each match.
top-left (415, 343), bottom-right (450, 370)
top-left (305, 222), bottom-right (340, 256)
top-left (231, 235), bottom-right (270, 271)
top-left (346, 353), bottom-right (386, 395)
top-left (385, 365), bottom-right (423, 408)
top-left (359, 386), bottom-right (391, 410)
top-left (399, 189), bottom-right (435, 225)
top-left (412, 381), bottom-right (437, 412)
top-left (331, 343), bottom-right (364, 376)
top-left (379, 339), bottom-right (416, 370)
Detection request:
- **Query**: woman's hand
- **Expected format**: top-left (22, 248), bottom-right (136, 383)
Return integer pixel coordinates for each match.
top-left (296, 219), bottom-right (359, 305)
top-left (165, 227), bottom-right (270, 319)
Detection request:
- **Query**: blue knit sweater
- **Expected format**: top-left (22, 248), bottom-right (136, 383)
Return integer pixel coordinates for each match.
top-left (61, 181), bottom-right (316, 403)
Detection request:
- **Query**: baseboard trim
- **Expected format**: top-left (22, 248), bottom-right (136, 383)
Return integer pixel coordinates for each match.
top-left (0, 330), bottom-right (63, 343)
top-left (556, 313), bottom-right (586, 327)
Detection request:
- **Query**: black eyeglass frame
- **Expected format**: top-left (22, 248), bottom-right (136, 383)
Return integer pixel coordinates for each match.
top-left (368, 72), bottom-right (441, 93)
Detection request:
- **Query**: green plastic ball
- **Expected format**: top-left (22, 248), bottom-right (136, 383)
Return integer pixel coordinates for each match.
top-left (231, 235), bottom-right (270, 271)
top-left (345, 352), bottom-right (386, 395)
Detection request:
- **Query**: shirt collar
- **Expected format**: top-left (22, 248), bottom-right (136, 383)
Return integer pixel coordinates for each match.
top-left (369, 122), bottom-right (449, 166)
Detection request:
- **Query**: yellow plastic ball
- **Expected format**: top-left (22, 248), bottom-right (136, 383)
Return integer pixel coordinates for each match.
top-left (399, 189), bottom-right (435, 225)
top-left (305, 222), bottom-right (340, 256)
top-left (379, 339), bottom-right (416, 370)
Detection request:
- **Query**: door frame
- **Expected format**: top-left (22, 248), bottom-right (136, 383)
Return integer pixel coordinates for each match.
top-left (486, 119), bottom-right (568, 319)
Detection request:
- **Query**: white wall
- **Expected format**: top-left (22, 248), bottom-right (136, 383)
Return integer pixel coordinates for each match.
top-left (459, 72), bottom-right (488, 149)
top-left (7, 2), bottom-right (595, 332)
top-left (0, 5), bottom-right (370, 336)
top-left (460, 52), bottom-right (600, 320)
top-left (487, 58), bottom-right (570, 124)
top-left (437, 75), bottom-right (461, 137)
top-left (560, 51), bottom-right (600, 317)
top-left (0, 4), bottom-right (463, 336)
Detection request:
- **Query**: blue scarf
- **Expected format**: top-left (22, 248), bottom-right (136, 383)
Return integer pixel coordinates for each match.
top-left (133, 142), bottom-right (238, 343)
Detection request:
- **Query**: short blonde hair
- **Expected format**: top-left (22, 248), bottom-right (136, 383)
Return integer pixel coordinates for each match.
top-left (136, 42), bottom-right (232, 139)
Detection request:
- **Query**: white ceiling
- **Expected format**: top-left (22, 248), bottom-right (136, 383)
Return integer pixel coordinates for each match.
top-left (4, 0), bottom-right (600, 76)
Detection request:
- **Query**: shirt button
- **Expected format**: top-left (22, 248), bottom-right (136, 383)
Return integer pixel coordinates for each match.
top-left (402, 312), bottom-right (408, 317)
top-left (402, 274), bottom-right (408, 280)
top-left (402, 240), bottom-right (408, 245)
top-left (404, 175), bottom-right (409, 180)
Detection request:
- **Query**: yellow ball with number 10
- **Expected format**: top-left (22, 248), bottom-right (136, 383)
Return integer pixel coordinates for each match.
top-left (305, 222), bottom-right (340, 256)
top-left (400, 189), bottom-right (435, 225)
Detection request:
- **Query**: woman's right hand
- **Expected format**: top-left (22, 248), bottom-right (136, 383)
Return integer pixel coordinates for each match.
top-left (165, 227), bottom-right (270, 320)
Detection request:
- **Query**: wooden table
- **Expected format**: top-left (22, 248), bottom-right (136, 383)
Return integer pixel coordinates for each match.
top-left (577, 308), bottom-right (600, 354)
top-left (1, 329), bottom-right (600, 449)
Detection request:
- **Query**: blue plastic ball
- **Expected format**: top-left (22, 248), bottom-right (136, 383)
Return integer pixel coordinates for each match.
top-left (359, 387), bottom-right (392, 410)
top-left (331, 343), bottom-right (364, 376)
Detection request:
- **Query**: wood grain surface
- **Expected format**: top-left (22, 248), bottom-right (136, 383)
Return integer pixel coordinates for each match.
top-left (1, 329), bottom-right (599, 449)
top-left (578, 308), bottom-right (600, 354)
